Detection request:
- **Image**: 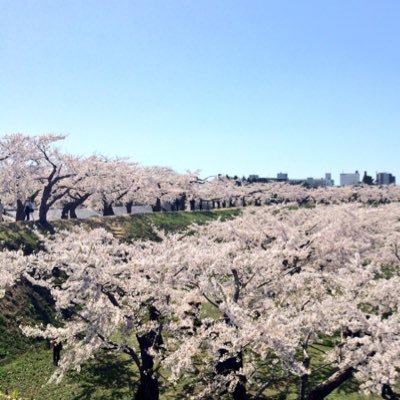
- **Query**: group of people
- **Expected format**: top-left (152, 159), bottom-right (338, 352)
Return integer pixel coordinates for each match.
top-left (0, 198), bottom-right (35, 222)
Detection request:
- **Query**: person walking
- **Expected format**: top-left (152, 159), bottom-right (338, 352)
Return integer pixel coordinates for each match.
top-left (24, 198), bottom-right (34, 221)
top-left (51, 339), bottom-right (62, 366)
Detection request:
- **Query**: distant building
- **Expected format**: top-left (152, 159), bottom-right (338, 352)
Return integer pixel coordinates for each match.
top-left (305, 177), bottom-right (323, 188)
top-left (324, 173), bottom-right (334, 187)
top-left (303, 173), bottom-right (334, 188)
top-left (376, 172), bottom-right (396, 185)
top-left (248, 174), bottom-right (260, 181)
top-left (340, 171), bottom-right (360, 186)
top-left (277, 172), bottom-right (288, 181)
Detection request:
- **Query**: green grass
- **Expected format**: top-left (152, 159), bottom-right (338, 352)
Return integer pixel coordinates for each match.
top-left (0, 344), bottom-right (381, 400)
top-left (0, 223), bottom-right (41, 255)
top-left (0, 282), bottom-right (56, 361)
top-left (0, 209), bottom-right (241, 252)
top-left (119, 209), bottom-right (241, 242)
top-left (0, 346), bottom-right (138, 400)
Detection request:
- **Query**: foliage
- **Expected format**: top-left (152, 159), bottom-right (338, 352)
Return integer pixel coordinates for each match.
top-left (1, 195), bottom-right (400, 399)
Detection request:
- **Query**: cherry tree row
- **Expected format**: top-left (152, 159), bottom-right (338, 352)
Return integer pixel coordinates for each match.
top-left (1, 134), bottom-right (400, 226)
top-left (0, 134), bottom-right (197, 224)
top-left (2, 202), bottom-right (399, 399)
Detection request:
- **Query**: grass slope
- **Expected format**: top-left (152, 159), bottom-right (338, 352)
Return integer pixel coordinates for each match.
top-left (0, 209), bottom-right (241, 252)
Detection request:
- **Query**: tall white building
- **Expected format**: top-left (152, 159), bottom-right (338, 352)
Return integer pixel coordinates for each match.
top-left (340, 171), bottom-right (360, 186)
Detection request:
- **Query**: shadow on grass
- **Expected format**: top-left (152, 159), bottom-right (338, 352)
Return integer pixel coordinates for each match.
top-left (70, 352), bottom-right (138, 400)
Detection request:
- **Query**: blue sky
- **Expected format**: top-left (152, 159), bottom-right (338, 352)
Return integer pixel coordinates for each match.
top-left (1, 0), bottom-right (399, 182)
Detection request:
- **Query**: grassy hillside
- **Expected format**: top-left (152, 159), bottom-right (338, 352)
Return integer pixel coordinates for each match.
top-left (0, 209), bottom-right (240, 253)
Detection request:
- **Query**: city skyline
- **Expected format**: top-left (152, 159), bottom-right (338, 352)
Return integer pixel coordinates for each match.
top-left (1, 1), bottom-right (399, 182)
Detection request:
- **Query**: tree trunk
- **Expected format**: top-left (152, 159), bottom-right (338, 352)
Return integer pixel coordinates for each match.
top-left (180, 193), bottom-right (187, 211)
top-left (152, 198), bottom-right (161, 212)
top-left (69, 205), bottom-right (78, 219)
top-left (16, 199), bottom-right (25, 221)
top-left (135, 370), bottom-right (159, 400)
top-left (215, 350), bottom-right (248, 400)
top-left (68, 193), bottom-right (90, 219)
top-left (381, 384), bottom-right (400, 400)
top-left (102, 201), bottom-right (114, 216)
top-left (39, 183), bottom-right (54, 226)
top-left (39, 190), bottom-right (50, 225)
top-left (39, 203), bottom-right (49, 225)
top-left (174, 198), bottom-right (180, 211)
top-left (135, 332), bottom-right (160, 400)
top-left (299, 353), bottom-right (311, 400)
top-left (126, 201), bottom-right (133, 214)
top-left (308, 367), bottom-right (354, 400)
top-left (61, 203), bottom-right (70, 219)
top-left (134, 306), bottom-right (162, 400)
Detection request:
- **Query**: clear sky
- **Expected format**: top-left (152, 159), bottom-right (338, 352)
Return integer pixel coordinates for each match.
top-left (1, 0), bottom-right (399, 182)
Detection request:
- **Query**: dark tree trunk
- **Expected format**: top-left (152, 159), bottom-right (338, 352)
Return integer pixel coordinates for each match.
top-left (102, 201), bottom-right (114, 216)
top-left (232, 377), bottom-right (248, 400)
top-left (134, 306), bottom-right (162, 400)
top-left (39, 203), bottom-right (49, 225)
top-left (135, 332), bottom-right (160, 400)
top-left (39, 182), bottom-right (55, 226)
top-left (381, 384), bottom-right (400, 400)
top-left (190, 199), bottom-right (196, 211)
top-left (16, 199), bottom-right (25, 221)
top-left (215, 350), bottom-right (248, 400)
top-left (180, 193), bottom-right (187, 211)
top-left (62, 194), bottom-right (90, 219)
top-left (308, 367), bottom-right (354, 400)
top-left (71, 193), bottom-right (90, 218)
top-left (39, 190), bottom-right (50, 225)
top-left (299, 354), bottom-right (311, 400)
top-left (126, 201), bottom-right (133, 214)
top-left (152, 198), bottom-right (161, 212)
top-left (69, 205), bottom-right (78, 219)
top-left (135, 371), bottom-right (159, 400)
top-left (199, 199), bottom-right (203, 211)
top-left (174, 198), bottom-right (180, 211)
top-left (61, 203), bottom-right (70, 219)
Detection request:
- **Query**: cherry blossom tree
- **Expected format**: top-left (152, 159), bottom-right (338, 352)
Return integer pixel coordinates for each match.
top-left (0, 134), bottom-right (42, 220)
top-left (0, 134), bottom-right (77, 224)
top-left (2, 202), bottom-right (395, 399)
